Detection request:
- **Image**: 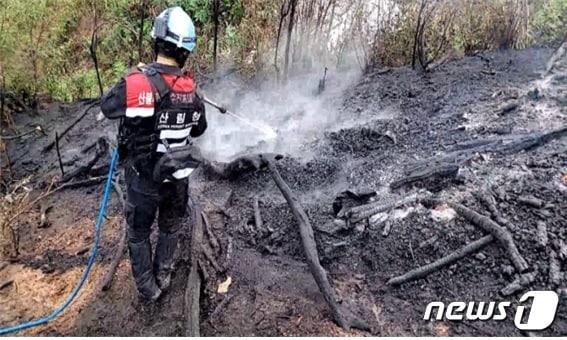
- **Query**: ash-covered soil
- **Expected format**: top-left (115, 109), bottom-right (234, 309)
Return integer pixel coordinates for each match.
top-left (1, 47), bottom-right (566, 336)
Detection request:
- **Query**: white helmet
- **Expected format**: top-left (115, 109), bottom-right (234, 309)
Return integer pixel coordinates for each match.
top-left (151, 7), bottom-right (196, 52)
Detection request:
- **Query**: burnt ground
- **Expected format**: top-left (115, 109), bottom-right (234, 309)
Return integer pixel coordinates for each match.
top-left (1, 47), bottom-right (566, 336)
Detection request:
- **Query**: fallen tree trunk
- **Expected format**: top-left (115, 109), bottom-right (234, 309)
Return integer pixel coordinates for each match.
top-left (404, 127), bottom-right (567, 174)
top-left (267, 160), bottom-right (368, 331)
top-left (388, 235), bottom-right (494, 286)
top-left (185, 203), bottom-right (204, 337)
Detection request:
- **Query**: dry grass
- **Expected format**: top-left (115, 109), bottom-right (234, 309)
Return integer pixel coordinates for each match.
top-left (0, 177), bottom-right (56, 260)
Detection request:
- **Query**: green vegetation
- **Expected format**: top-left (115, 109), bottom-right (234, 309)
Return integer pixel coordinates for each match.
top-left (0, 0), bottom-right (565, 105)
top-left (533, 0), bottom-right (567, 44)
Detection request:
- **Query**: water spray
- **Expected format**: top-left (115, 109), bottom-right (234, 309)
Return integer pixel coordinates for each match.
top-left (202, 95), bottom-right (278, 139)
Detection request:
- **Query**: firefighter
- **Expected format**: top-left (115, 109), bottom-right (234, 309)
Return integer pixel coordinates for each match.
top-left (100, 7), bottom-right (206, 301)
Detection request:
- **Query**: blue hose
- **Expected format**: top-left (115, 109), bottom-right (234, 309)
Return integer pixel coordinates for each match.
top-left (0, 148), bottom-right (119, 335)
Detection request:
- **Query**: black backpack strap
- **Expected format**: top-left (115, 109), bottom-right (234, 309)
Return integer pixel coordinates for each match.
top-left (140, 66), bottom-right (170, 102)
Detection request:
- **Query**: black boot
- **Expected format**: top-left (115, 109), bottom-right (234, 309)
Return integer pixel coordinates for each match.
top-left (128, 238), bottom-right (162, 301)
top-left (153, 231), bottom-right (178, 291)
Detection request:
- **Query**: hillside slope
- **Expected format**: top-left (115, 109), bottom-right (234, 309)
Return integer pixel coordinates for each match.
top-left (1, 47), bottom-right (566, 336)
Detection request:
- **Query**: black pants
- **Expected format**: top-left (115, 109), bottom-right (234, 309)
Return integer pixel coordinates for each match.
top-left (124, 166), bottom-right (189, 242)
top-left (124, 165), bottom-right (189, 297)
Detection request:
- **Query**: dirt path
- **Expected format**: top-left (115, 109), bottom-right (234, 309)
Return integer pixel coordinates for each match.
top-left (1, 47), bottom-right (566, 336)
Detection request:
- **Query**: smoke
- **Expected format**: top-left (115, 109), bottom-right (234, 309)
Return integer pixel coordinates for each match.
top-left (195, 66), bottom-right (362, 162)
top-left (192, 0), bottom-right (390, 162)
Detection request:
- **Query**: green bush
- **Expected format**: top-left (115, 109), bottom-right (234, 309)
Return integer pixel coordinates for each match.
top-left (532, 0), bottom-right (567, 45)
top-left (0, 0), bottom-right (257, 103)
top-left (1, 0), bottom-right (565, 104)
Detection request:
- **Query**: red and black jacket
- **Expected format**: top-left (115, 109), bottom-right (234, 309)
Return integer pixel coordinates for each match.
top-left (101, 63), bottom-right (207, 178)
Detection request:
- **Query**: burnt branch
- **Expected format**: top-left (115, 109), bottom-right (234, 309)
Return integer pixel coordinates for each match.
top-left (55, 132), bottom-right (65, 177)
top-left (474, 190), bottom-right (515, 231)
top-left (343, 192), bottom-right (427, 224)
top-left (388, 235), bottom-right (494, 286)
top-left (89, 4), bottom-right (103, 98)
top-left (267, 160), bottom-right (369, 331)
top-left (42, 100), bottom-right (99, 152)
top-left (424, 198), bottom-right (529, 273)
top-left (450, 202), bottom-right (528, 272)
top-left (101, 177), bottom-right (127, 292)
top-left (403, 127), bottom-right (567, 175)
top-left (201, 211), bottom-right (219, 252)
top-left (390, 163), bottom-right (459, 190)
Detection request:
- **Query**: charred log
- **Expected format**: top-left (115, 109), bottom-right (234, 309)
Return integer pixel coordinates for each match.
top-left (388, 235), bottom-right (494, 286)
top-left (202, 153), bottom-right (283, 179)
top-left (448, 202), bottom-right (528, 273)
top-left (404, 127), bottom-right (567, 174)
top-left (267, 159), bottom-right (368, 331)
top-left (343, 192), bottom-right (426, 224)
top-left (423, 198), bottom-right (528, 273)
top-left (390, 163), bottom-right (459, 189)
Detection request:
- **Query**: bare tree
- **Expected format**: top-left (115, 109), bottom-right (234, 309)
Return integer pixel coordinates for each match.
top-left (137, 0), bottom-right (148, 62)
top-left (274, 0), bottom-right (290, 81)
top-left (89, 2), bottom-right (103, 98)
top-left (212, 0), bottom-right (221, 73)
top-left (411, 0), bottom-right (453, 72)
top-left (284, 0), bottom-right (298, 81)
top-left (0, 5), bottom-right (6, 126)
top-left (28, 17), bottom-right (48, 112)
top-left (411, 0), bottom-right (428, 70)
